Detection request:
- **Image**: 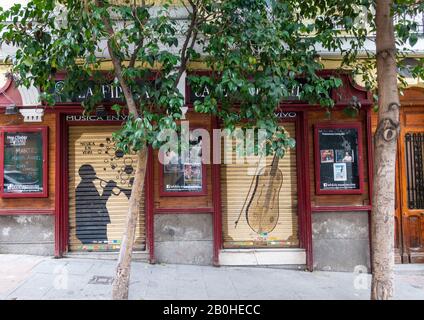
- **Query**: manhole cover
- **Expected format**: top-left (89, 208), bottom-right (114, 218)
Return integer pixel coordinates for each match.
top-left (88, 276), bottom-right (114, 285)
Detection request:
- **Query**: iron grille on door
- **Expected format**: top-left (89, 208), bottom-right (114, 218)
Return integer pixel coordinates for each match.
top-left (405, 132), bottom-right (424, 209)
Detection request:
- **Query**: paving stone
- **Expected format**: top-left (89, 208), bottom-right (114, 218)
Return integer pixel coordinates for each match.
top-left (31, 259), bottom-right (68, 274)
top-left (7, 284), bottom-right (52, 300)
top-left (1, 254), bottom-right (424, 300)
top-left (60, 260), bottom-right (96, 275)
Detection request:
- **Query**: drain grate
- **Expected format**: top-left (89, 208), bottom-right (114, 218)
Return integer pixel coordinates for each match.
top-left (88, 275), bottom-right (114, 285)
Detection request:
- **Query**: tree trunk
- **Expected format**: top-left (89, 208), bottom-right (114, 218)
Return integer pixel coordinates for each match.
top-left (371, 0), bottom-right (400, 300)
top-left (96, 3), bottom-right (148, 299)
top-left (112, 146), bottom-right (148, 300)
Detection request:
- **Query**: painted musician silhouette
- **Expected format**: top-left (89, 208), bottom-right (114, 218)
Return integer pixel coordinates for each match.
top-left (75, 164), bottom-right (116, 244)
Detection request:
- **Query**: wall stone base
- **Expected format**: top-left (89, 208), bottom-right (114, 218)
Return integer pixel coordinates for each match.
top-left (0, 215), bottom-right (54, 256)
top-left (0, 211), bottom-right (373, 270)
top-left (312, 211), bottom-right (370, 272)
top-left (154, 213), bottom-right (213, 265)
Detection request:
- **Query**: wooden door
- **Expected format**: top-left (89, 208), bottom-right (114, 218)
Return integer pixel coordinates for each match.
top-left (399, 128), bottom-right (424, 263)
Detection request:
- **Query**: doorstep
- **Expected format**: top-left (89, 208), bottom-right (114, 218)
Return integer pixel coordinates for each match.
top-left (395, 263), bottom-right (424, 275)
top-left (219, 248), bottom-right (306, 266)
top-left (64, 250), bottom-right (149, 262)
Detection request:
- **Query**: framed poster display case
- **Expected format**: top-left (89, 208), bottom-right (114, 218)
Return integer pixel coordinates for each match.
top-left (0, 126), bottom-right (48, 198)
top-left (314, 123), bottom-right (364, 195)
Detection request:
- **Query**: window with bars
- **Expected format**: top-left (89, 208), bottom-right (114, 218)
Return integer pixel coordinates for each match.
top-left (405, 132), bottom-right (424, 209)
top-left (395, 12), bottom-right (424, 34)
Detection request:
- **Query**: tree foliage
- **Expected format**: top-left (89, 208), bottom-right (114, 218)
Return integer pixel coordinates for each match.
top-left (0, 0), bottom-right (201, 152)
top-left (1, 0), bottom-right (423, 157)
top-left (295, 0), bottom-right (424, 94)
top-left (191, 0), bottom-right (345, 156)
top-left (1, 0), bottom-right (424, 301)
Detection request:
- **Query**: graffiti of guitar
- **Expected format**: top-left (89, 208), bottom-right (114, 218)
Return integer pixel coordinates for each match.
top-left (235, 154), bottom-right (283, 234)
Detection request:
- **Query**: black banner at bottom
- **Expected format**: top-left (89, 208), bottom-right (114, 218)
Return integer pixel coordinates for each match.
top-left (0, 300), bottom-right (418, 319)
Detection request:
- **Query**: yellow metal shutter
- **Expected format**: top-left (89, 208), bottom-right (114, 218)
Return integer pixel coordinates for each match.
top-left (68, 126), bottom-right (145, 252)
top-left (221, 122), bottom-right (299, 248)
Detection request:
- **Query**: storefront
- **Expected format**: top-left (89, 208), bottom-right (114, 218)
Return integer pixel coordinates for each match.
top-left (0, 70), bottom-right (375, 271)
top-left (0, 75), bottom-right (55, 255)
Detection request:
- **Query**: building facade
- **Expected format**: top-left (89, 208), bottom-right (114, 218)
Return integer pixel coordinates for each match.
top-left (0, 1), bottom-right (423, 273)
top-left (0, 70), bottom-right (377, 272)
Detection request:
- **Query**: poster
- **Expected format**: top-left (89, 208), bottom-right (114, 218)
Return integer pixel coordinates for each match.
top-left (3, 131), bottom-right (44, 194)
top-left (316, 125), bottom-right (361, 192)
top-left (162, 133), bottom-right (203, 193)
top-left (320, 149), bottom-right (334, 163)
top-left (333, 163), bottom-right (347, 181)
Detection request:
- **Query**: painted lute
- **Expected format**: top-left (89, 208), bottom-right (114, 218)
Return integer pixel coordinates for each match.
top-left (235, 154), bottom-right (283, 234)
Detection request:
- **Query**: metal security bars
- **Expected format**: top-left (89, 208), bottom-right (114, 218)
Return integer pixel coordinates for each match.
top-left (405, 133), bottom-right (424, 209)
top-left (395, 12), bottom-right (424, 34)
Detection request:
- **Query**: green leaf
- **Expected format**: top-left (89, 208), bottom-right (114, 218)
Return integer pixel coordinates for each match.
top-left (409, 34), bottom-right (418, 47)
top-left (111, 104), bottom-right (122, 116)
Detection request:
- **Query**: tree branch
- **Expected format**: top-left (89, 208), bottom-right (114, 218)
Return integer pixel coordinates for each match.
top-left (95, 0), bottom-right (139, 117)
top-left (173, 0), bottom-right (199, 89)
top-left (129, 40), bottom-right (144, 68)
top-left (129, 4), bottom-right (148, 68)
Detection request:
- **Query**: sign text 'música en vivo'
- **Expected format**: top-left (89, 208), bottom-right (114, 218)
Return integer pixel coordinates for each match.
top-left (66, 112), bottom-right (296, 122)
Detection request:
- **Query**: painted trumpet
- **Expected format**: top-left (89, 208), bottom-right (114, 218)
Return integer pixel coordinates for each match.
top-left (96, 177), bottom-right (132, 199)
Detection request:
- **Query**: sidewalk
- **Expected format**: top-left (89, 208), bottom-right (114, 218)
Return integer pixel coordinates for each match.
top-left (1, 254), bottom-right (424, 300)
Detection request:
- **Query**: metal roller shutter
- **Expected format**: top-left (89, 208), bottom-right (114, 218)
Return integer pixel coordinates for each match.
top-left (68, 126), bottom-right (145, 252)
top-left (221, 122), bottom-right (299, 248)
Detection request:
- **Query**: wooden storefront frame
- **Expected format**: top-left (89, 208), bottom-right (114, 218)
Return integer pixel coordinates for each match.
top-left (53, 107), bottom-right (154, 258)
top-left (209, 107), bottom-right (313, 268)
top-left (0, 71), bottom-right (373, 268)
top-left (49, 70), bottom-right (374, 270)
top-left (184, 70), bottom-right (313, 267)
top-left (184, 70), bottom-right (373, 270)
